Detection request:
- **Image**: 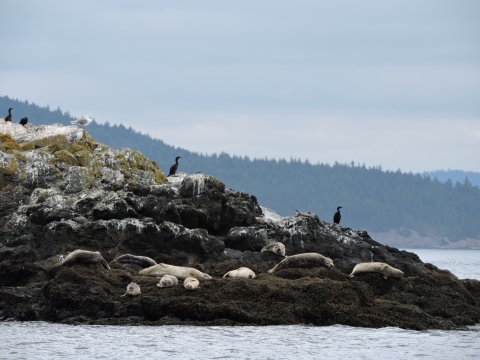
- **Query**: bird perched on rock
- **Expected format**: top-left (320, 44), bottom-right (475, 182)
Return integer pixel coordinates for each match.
top-left (20, 117), bottom-right (28, 126)
top-left (68, 129), bottom-right (84, 143)
top-left (4, 108), bottom-right (13, 122)
top-left (333, 206), bottom-right (342, 224)
top-left (168, 156), bottom-right (182, 177)
top-left (70, 115), bottom-right (94, 127)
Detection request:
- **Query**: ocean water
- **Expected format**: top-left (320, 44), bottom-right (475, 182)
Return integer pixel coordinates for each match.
top-left (1, 250), bottom-right (479, 360)
top-left (404, 249), bottom-right (480, 280)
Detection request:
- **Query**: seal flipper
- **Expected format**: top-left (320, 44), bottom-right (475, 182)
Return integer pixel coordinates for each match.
top-left (101, 258), bottom-right (111, 270)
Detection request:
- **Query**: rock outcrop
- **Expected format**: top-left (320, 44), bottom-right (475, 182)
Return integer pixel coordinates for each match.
top-left (0, 121), bottom-right (479, 329)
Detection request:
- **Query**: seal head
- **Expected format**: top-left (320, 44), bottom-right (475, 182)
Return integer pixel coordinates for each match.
top-left (184, 277), bottom-right (200, 290)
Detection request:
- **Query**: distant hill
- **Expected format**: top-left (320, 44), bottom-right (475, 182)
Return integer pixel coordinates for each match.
top-left (423, 170), bottom-right (480, 189)
top-left (2, 95), bottom-right (480, 244)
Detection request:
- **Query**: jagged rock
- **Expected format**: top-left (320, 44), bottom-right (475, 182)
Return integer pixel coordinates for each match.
top-left (224, 227), bottom-right (269, 251)
top-left (179, 173), bottom-right (225, 197)
top-left (0, 125), bottom-right (479, 329)
top-left (155, 221), bottom-right (225, 262)
top-left (92, 192), bottom-right (139, 220)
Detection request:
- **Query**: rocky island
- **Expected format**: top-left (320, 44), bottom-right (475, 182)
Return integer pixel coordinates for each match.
top-left (0, 121), bottom-right (479, 329)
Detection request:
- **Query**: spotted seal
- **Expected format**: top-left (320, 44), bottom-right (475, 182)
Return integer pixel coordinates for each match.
top-left (184, 277), bottom-right (200, 290)
top-left (157, 274), bottom-right (179, 288)
top-left (121, 282), bottom-right (141, 296)
top-left (349, 262), bottom-right (404, 279)
top-left (139, 263), bottom-right (212, 280)
top-left (61, 249), bottom-right (110, 270)
top-left (223, 267), bottom-right (256, 279)
top-left (114, 254), bottom-right (157, 268)
top-left (267, 253), bottom-right (334, 274)
top-left (261, 242), bottom-right (286, 257)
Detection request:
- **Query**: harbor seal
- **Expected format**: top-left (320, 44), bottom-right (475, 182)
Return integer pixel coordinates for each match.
top-left (223, 267), bottom-right (256, 279)
top-left (121, 282), bottom-right (141, 296)
top-left (349, 262), bottom-right (404, 279)
top-left (139, 263), bottom-right (212, 280)
top-left (261, 242), bottom-right (286, 257)
top-left (184, 277), bottom-right (200, 290)
top-left (295, 209), bottom-right (317, 218)
top-left (157, 274), bottom-right (179, 288)
top-left (114, 254), bottom-right (157, 268)
top-left (61, 249), bottom-right (110, 270)
top-left (267, 253), bottom-right (334, 274)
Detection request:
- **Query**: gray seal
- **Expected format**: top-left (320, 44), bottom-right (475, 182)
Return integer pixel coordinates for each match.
top-left (62, 249), bottom-right (110, 270)
top-left (139, 263), bottom-right (212, 280)
top-left (223, 267), bottom-right (256, 279)
top-left (261, 242), bottom-right (286, 257)
top-left (184, 277), bottom-right (200, 290)
top-left (349, 262), bottom-right (404, 279)
top-left (157, 274), bottom-right (179, 288)
top-left (114, 254), bottom-right (157, 268)
top-left (121, 282), bottom-right (141, 296)
top-left (267, 253), bottom-right (334, 274)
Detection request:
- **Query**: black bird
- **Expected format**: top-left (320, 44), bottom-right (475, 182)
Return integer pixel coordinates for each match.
top-left (20, 117), bottom-right (28, 126)
top-left (5, 108), bottom-right (13, 122)
top-left (333, 206), bottom-right (342, 224)
top-left (167, 156), bottom-right (182, 177)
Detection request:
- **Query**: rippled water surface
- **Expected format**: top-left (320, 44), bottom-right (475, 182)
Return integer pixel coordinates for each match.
top-left (1, 322), bottom-right (479, 360)
top-left (1, 250), bottom-right (479, 359)
top-left (404, 249), bottom-right (480, 280)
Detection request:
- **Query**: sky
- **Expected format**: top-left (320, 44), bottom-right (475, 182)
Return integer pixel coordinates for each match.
top-left (1, 0), bottom-right (479, 173)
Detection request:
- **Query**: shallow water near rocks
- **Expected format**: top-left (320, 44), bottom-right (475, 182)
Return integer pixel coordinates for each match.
top-left (403, 249), bottom-right (480, 280)
top-left (1, 250), bottom-right (479, 359)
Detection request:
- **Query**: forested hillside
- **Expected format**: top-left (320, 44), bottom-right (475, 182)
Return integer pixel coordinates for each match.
top-left (2, 96), bottom-right (480, 242)
top-left (423, 170), bottom-right (480, 188)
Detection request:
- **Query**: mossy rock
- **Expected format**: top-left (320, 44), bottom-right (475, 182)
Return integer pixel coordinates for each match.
top-left (12, 151), bottom-right (27, 162)
top-left (0, 133), bottom-right (21, 151)
top-left (32, 134), bottom-right (69, 150)
top-left (53, 150), bottom-right (79, 166)
top-left (1, 143), bottom-right (20, 153)
top-left (69, 143), bottom-right (88, 154)
top-left (40, 144), bottom-right (62, 154)
top-left (0, 133), bottom-right (20, 145)
top-left (125, 150), bottom-right (147, 173)
top-left (79, 137), bottom-right (98, 153)
top-left (154, 169), bottom-right (168, 184)
top-left (113, 153), bottom-right (130, 174)
top-left (0, 155), bottom-right (19, 176)
top-left (73, 150), bottom-right (92, 167)
top-left (20, 142), bottom-right (35, 151)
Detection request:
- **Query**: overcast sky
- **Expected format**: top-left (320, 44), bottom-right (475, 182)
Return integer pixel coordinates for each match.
top-left (1, 0), bottom-right (479, 172)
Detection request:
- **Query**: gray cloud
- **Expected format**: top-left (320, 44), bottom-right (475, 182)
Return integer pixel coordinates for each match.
top-left (1, 0), bottom-right (479, 172)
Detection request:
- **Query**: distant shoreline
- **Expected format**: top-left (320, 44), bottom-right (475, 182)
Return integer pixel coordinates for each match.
top-left (370, 229), bottom-right (480, 250)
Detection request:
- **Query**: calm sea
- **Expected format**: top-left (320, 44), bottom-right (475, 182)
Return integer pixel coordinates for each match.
top-left (1, 249), bottom-right (479, 360)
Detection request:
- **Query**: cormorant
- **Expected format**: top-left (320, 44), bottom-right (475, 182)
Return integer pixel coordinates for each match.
top-left (70, 115), bottom-right (94, 127)
top-left (167, 156), bottom-right (182, 177)
top-left (20, 117), bottom-right (28, 126)
top-left (5, 108), bottom-right (13, 122)
top-left (333, 206), bottom-right (342, 224)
